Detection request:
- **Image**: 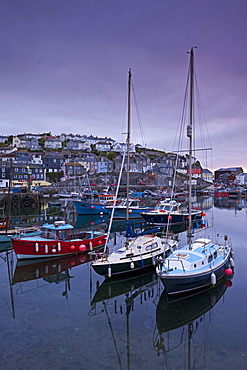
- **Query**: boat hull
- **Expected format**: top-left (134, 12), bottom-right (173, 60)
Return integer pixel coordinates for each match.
top-left (12, 233), bottom-right (107, 259)
top-left (160, 253), bottom-right (232, 296)
top-left (106, 206), bottom-right (150, 219)
top-left (92, 252), bottom-right (163, 277)
top-left (92, 245), bottom-right (174, 277)
top-left (141, 211), bottom-right (202, 225)
top-left (74, 200), bottom-right (109, 215)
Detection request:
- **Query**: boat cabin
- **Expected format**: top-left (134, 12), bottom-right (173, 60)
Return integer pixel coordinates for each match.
top-left (41, 221), bottom-right (74, 240)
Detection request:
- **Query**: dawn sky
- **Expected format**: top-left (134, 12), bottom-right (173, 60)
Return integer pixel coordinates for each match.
top-left (0, 0), bottom-right (246, 171)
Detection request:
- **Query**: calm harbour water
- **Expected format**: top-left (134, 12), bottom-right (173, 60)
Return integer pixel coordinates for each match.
top-left (0, 199), bottom-right (247, 370)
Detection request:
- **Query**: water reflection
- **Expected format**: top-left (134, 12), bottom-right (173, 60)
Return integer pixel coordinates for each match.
top-left (11, 252), bottom-right (99, 285)
top-left (90, 271), bottom-right (157, 311)
top-left (89, 271), bottom-right (159, 370)
top-left (154, 275), bottom-right (234, 367)
top-left (0, 200), bottom-right (244, 369)
top-left (214, 197), bottom-right (247, 210)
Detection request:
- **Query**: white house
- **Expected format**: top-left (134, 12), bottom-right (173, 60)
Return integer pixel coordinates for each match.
top-left (236, 173), bottom-right (247, 185)
top-left (112, 142), bottom-right (135, 153)
top-left (44, 137), bottom-right (62, 149)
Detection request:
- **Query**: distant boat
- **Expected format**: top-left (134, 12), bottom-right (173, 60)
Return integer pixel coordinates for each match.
top-left (105, 197), bottom-right (150, 219)
top-left (73, 200), bottom-right (109, 215)
top-left (141, 198), bottom-right (202, 225)
top-left (11, 220), bottom-right (107, 259)
top-left (156, 48), bottom-right (234, 296)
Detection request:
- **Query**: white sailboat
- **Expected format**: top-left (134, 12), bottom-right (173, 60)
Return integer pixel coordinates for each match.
top-left (91, 69), bottom-right (177, 277)
top-left (156, 48), bottom-right (234, 296)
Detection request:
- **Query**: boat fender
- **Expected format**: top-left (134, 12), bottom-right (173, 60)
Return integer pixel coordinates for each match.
top-left (58, 242), bottom-right (61, 252)
top-left (45, 244), bottom-right (48, 254)
top-left (156, 266), bottom-right (161, 275)
top-left (70, 245), bottom-right (76, 251)
top-left (230, 257), bottom-right (235, 268)
top-left (230, 250), bottom-right (234, 259)
top-left (108, 266), bottom-right (112, 278)
top-left (89, 242), bottom-right (93, 250)
top-left (130, 261), bottom-right (135, 269)
top-left (35, 243), bottom-right (39, 252)
top-left (211, 272), bottom-right (216, 285)
top-left (79, 244), bottom-right (86, 252)
top-left (224, 268), bottom-right (233, 276)
top-left (152, 256), bottom-right (156, 266)
top-left (141, 259), bottom-right (144, 268)
top-left (52, 248), bottom-right (56, 253)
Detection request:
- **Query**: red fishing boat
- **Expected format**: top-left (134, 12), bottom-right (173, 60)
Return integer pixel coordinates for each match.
top-left (11, 220), bottom-right (107, 260)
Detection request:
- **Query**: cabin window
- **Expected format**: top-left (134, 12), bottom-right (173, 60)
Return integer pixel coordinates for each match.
top-left (208, 255), bottom-right (213, 263)
top-left (214, 251), bottom-right (217, 259)
top-left (194, 264), bottom-right (197, 268)
top-left (202, 261), bottom-right (204, 265)
top-left (146, 242), bottom-right (158, 251)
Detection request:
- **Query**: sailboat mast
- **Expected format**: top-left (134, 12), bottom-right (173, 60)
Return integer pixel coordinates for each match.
top-left (187, 47), bottom-right (195, 248)
top-left (126, 69), bottom-right (131, 221)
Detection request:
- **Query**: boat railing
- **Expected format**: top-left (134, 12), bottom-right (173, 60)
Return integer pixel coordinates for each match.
top-left (166, 258), bottom-right (186, 272)
top-left (14, 226), bottom-right (41, 237)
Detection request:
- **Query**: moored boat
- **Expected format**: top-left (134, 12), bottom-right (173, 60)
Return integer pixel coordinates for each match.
top-left (155, 47), bottom-right (235, 296)
top-left (156, 236), bottom-right (234, 296)
top-left (11, 220), bottom-right (107, 259)
top-left (106, 197), bottom-right (150, 219)
top-left (73, 199), bottom-right (109, 215)
top-left (141, 198), bottom-right (202, 225)
top-left (92, 234), bottom-right (178, 277)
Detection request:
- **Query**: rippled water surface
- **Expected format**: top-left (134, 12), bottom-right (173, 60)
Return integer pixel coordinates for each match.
top-left (0, 201), bottom-right (247, 369)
